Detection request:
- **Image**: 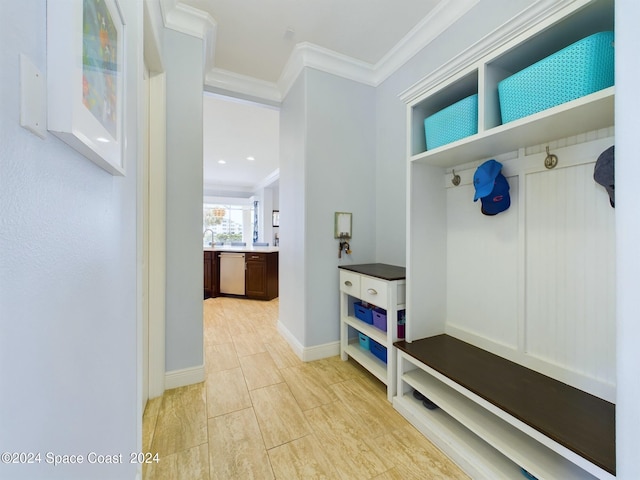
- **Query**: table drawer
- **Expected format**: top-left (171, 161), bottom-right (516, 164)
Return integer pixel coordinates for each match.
top-left (339, 270), bottom-right (361, 296)
top-left (360, 276), bottom-right (388, 309)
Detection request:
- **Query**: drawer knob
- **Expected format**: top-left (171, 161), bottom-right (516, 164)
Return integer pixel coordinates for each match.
top-left (367, 288), bottom-right (378, 295)
top-left (344, 280), bottom-right (352, 287)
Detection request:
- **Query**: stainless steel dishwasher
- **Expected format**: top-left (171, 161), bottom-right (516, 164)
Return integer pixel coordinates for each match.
top-left (219, 252), bottom-right (246, 295)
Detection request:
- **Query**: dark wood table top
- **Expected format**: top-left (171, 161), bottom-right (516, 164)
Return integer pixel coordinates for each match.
top-left (338, 263), bottom-right (406, 281)
top-left (395, 334), bottom-right (615, 475)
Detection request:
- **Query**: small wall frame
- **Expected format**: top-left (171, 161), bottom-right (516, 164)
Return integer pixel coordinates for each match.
top-left (334, 212), bottom-right (352, 239)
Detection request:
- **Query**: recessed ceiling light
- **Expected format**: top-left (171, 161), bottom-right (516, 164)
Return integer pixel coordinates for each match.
top-left (246, 156), bottom-right (255, 161)
top-left (218, 159), bottom-right (226, 164)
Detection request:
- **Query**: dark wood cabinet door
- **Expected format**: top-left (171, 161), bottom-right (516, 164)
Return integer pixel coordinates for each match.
top-left (212, 252), bottom-right (219, 297)
top-left (245, 254), bottom-right (267, 299)
top-left (204, 251), bottom-right (213, 299)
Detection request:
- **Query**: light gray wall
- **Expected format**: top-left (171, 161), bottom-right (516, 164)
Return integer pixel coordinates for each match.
top-left (0, 1), bottom-right (141, 479)
top-left (279, 72), bottom-right (307, 342)
top-left (374, 0), bottom-right (537, 265)
top-left (304, 69), bottom-right (377, 345)
top-left (279, 69), bottom-right (376, 348)
top-left (164, 29), bottom-right (204, 372)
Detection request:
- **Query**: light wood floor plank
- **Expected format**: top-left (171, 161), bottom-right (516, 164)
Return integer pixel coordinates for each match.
top-left (280, 364), bottom-right (338, 411)
top-left (372, 425), bottom-right (469, 480)
top-left (204, 320), bottom-right (232, 346)
top-left (268, 434), bottom-right (340, 479)
top-left (144, 443), bottom-right (209, 480)
top-left (142, 396), bottom-right (162, 453)
top-left (239, 351), bottom-right (283, 390)
top-left (304, 401), bottom-right (392, 479)
top-left (151, 383), bottom-right (208, 457)
top-left (231, 331), bottom-right (267, 357)
top-left (143, 297), bottom-right (470, 480)
top-left (308, 355), bottom-right (370, 387)
top-left (204, 343), bottom-right (239, 374)
top-left (330, 377), bottom-right (405, 438)
top-left (264, 337), bottom-right (302, 369)
top-left (250, 382), bottom-right (311, 449)
top-left (207, 407), bottom-right (274, 480)
top-left (205, 367), bottom-right (251, 418)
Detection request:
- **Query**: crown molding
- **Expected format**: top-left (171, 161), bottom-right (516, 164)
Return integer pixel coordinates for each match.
top-left (399, 0), bottom-right (582, 104)
top-left (277, 42), bottom-right (377, 98)
top-left (372, 0), bottom-right (480, 85)
top-left (204, 41), bottom-right (379, 105)
top-left (162, 0), bottom-right (481, 101)
top-left (253, 169), bottom-right (280, 191)
top-left (159, 0), bottom-right (217, 75)
top-left (203, 169), bottom-right (280, 197)
top-left (161, 0), bottom-right (580, 105)
top-left (205, 68), bottom-right (282, 105)
top-left (203, 184), bottom-right (256, 198)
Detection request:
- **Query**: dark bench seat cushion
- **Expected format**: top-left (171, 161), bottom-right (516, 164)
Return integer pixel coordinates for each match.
top-left (395, 334), bottom-right (615, 475)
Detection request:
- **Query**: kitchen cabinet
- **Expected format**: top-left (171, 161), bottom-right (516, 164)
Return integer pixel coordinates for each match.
top-left (338, 263), bottom-right (406, 402)
top-left (245, 252), bottom-right (279, 300)
top-left (203, 251), bottom-right (217, 299)
top-left (205, 248), bottom-right (278, 301)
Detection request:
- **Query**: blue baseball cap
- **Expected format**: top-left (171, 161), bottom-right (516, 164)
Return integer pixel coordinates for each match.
top-left (480, 172), bottom-right (511, 215)
top-left (473, 159), bottom-right (503, 201)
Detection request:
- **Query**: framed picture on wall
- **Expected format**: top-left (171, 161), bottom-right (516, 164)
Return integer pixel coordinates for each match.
top-left (47, 0), bottom-right (126, 176)
top-left (272, 210), bottom-right (280, 227)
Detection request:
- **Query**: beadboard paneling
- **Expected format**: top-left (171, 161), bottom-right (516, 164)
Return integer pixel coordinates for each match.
top-left (525, 163), bottom-right (616, 385)
top-left (446, 179), bottom-right (519, 349)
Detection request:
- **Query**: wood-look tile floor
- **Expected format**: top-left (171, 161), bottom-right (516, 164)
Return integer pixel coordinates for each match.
top-left (143, 297), bottom-right (469, 480)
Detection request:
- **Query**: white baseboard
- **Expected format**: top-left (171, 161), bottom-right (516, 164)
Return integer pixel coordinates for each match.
top-left (276, 320), bottom-right (304, 359)
top-left (276, 320), bottom-right (340, 362)
top-left (164, 364), bottom-right (205, 389)
top-left (302, 340), bottom-right (340, 362)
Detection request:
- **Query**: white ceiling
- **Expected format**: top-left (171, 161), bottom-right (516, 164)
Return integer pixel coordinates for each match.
top-left (179, 0), bottom-right (468, 194)
top-left (203, 94), bottom-right (279, 194)
top-left (182, 0), bottom-right (443, 83)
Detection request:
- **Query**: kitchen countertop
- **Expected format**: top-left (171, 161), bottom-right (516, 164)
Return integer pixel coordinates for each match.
top-left (204, 246), bottom-right (279, 253)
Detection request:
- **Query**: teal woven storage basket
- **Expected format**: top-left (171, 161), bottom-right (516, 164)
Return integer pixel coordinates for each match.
top-left (498, 31), bottom-right (614, 124)
top-left (424, 94), bottom-right (478, 150)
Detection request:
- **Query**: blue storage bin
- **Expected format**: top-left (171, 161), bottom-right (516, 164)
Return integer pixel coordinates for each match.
top-left (424, 94), bottom-right (478, 150)
top-left (498, 31), bottom-right (614, 124)
top-left (358, 332), bottom-right (370, 350)
top-left (372, 308), bottom-right (387, 332)
top-left (370, 340), bottom-right (387, 364)
top-left (354, 302), bottom-right (373, 324)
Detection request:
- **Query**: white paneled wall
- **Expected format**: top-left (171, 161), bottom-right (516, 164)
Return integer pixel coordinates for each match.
top-left (442, 133), bottom-right (616, 401)
top-left (525, 162), bottom-right (616, 390)
top-left (446, 178), bottom-right (519, 349)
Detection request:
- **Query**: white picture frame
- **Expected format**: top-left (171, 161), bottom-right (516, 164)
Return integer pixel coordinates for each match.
top-left (47, 0), bottom-right (126, 176)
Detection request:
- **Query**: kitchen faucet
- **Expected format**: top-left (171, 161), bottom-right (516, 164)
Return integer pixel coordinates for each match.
top-left (203, 229), bottom-right (215, 246)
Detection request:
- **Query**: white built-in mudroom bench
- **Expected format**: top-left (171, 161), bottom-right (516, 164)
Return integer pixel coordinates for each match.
top-left (394, 0), bottom-right (616, 479)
